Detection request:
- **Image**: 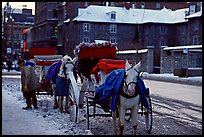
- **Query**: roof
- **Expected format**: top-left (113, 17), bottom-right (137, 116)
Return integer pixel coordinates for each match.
top-left (117, 49), bottom-right (148, 54)
top-left (73, 5), bottom-right (189, 24)
top-left (163, 45), bottom-right (202, 50)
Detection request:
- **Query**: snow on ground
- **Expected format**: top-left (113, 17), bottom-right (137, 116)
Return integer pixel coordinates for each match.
top-left (2, 70), bottom-right (202, 135)
top-left (2, 75), bottom-right (90, 135)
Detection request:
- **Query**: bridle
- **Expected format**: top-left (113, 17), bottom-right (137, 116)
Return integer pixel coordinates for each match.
top-left (122, 65), bottom-right (140, 98)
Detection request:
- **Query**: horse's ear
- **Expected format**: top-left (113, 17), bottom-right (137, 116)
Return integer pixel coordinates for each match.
top-left (134, 61), bottom-right (141, 72)
top-left (125, 60), bottom-right (131, 71)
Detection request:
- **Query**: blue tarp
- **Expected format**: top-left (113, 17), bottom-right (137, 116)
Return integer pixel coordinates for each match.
top-left (95, 69), bottom-right (149, 112)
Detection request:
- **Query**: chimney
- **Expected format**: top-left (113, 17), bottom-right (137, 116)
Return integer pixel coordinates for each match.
top-left (106, 2), bottom-right (109, 7)
top-left (132, 3), bottom-right (136, 9)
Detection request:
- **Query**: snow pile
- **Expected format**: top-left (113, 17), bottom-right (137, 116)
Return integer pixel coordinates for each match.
top-left (141, 72), bottom-right (202, 86)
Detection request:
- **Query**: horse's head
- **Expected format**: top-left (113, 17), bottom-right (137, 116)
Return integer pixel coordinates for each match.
top-left (62, 55), bottom-right (74, 73)
top-left (123, 60), bottom-right (141, 97)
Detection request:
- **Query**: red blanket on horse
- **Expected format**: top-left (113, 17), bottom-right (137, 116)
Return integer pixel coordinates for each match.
top-left (91, 59), bottom-right (131, 74)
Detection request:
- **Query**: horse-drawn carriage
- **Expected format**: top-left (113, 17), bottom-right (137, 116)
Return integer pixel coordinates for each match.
top-left (29, 40), bottom-right (152, 134)
top-left (74, 41), bottom-right (153, 135)
top-left (33, 55), bottom-right (62, 96)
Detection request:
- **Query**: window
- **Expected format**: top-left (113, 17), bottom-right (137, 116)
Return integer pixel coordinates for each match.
top-left (180, 39), bottom-right (186, 46)
top-left (192, 20), bottom-right (199, 31)
top-left (174, 53), bottom-right (182, 69)
top-left (83, 37), bottom-right (90, 43)
top-left (84, 2), bottom-right (89, 7)
top-left (110, 24), bottom-right (117, 33)
top-left (83, 23), bottom-right (90, 32)
top-left (110, 38), bottom-right (117, 43)
top-left (193, 36), bottom-right (199, 45)
top-left (110, 2), bottom-right (116, 6)
top-left (156, 3), bottom-right (160, 10)
top-left (189, 5), bottom-right (196, 14)
top-left (160, 26), bottom-right (166, 34)
top-left (101, 2), bottom-right (106, 6)
top-left (189, 53), bottom-right (202, 68)
top-left (132, 3), bottom-right (136, 9)
top-left (160, 38), bottom-right (165, 46)
top-left (110, 12), bottom-right (116, 20)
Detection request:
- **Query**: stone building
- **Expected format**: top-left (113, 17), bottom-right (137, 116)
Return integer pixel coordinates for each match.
top-left (32, 2), bottom-right (58, 48)
top-left (68, 3), bottom-right (202, 73)
top-left (160, 3), bottom-right (202, 76)
top-left (63, 2), bottom-right (189, 58)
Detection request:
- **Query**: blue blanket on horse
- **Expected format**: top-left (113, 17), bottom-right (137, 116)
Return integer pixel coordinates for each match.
top-left (95, 69), bottom-right (149, 112)
top-left (25, 61), bottom-right (35, 67)
top-left (46, 61), bottom-right (61, 84)
top-left (95, 69), bottom-right (124, 112)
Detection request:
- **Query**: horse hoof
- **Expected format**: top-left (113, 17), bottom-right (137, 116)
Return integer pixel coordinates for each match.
top-left (65, 110), bottom-right (70, 114)
top-left (59, 108), bottom-right (63, 113)
top-left (53, 105), bottom-right (58, 109)
top-left (79, 104), bottom-right (84, 109)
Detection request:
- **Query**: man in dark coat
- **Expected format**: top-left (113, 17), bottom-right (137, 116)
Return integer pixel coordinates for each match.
top-left (18, 59), bottom-right (41, 110)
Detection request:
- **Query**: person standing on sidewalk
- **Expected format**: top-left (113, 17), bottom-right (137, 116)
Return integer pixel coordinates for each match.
top-left (6, 58), bottom-right (12, 72)
top-left (17, 59), bottom-right (41, 110)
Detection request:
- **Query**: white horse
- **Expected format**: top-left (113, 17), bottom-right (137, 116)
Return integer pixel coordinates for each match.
top-left (90, 60), bottom-right (141, 135)
top-left (51, 55), bottom-right (78, 113)
top-left (113, 60), bottom-right (141, 135)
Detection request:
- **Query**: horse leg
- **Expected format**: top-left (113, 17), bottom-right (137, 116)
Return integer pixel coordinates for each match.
top-left (131, 96), bottom-right (140, 135)
top-left (65, 96), bottom-right (69, 113)
top-left (119, 103), bottom-right (126, 135)
top-left (112, 111), bottom-right (118, 135)
top-left (59, 96), bottom-right (64, 112)
top-left (51, 83), bottom-right (58, 109)
top-left (52, 84), bottom-right (59, 109)
top-left (53, 95), bottom-right (59, 109)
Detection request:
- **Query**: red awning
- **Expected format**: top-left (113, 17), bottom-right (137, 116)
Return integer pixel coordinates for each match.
top-left (29, 47), bottom-right (57, 59)
top-left (78, 47), bottom-right (116, 59)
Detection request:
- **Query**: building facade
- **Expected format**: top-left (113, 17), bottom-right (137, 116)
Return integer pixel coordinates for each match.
top-left (32, 2), bottom-right (58, 48)
top-left (3, 2), bottom-right (34, 60)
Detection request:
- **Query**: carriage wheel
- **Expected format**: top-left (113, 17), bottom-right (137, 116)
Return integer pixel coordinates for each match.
top-left (69, 83), bottom-right (78, 123)
top-left (144, 96), bottom-right (153, 133)
top-left (85, 96), bottom-right (90, 130)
